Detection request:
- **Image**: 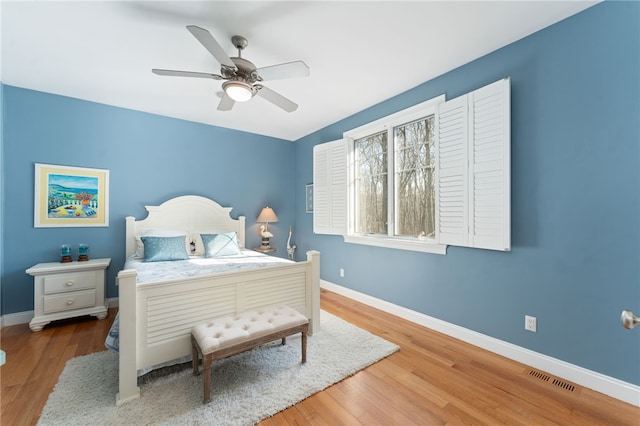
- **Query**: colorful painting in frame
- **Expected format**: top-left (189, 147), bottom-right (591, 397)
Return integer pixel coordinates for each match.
top-left (34, 163), bottom-right (110, 227)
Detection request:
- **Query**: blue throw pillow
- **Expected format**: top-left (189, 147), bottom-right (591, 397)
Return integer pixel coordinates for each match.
top-left (141, 236), bottom-right (189, 262)
top-left (201, 232), bottom-right (241, 257)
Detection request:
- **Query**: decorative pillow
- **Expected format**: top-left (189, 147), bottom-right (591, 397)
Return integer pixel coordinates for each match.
top-left (135, 229), bottom-right (188, 258)
top-left (191, 230), bottom-right (243, 255)
top-left (141, 236), bottom-right (190, 262)
top-left (201, 232), bottom-right (241, 258)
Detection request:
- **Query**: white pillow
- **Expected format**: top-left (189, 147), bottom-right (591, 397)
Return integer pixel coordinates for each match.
top-left (135, 229), bottom-right (188, 258)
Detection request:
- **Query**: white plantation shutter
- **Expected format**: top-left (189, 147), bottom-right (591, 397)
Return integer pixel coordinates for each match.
top-left (313, 143), bottom-right (330, 233)
top-left (435, 95), bottom-right (468, 246)
top-left (329, 142), bottom-right (348, 234)
top-left (469, 78), bottom-right (510, 251)
top-left (313, 139), bottom-right (347, 235)
top-left (435, 77), bottom-right (511, 251)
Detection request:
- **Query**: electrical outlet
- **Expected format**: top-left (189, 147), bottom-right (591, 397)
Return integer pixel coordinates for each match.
top-left (339, 268), bottom-right (344, 278)
top-left (525, 315), bottom-right (537, 332)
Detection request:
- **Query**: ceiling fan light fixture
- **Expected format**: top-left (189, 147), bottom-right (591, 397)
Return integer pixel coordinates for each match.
top-left (223, 81), bottom-right (253, 102)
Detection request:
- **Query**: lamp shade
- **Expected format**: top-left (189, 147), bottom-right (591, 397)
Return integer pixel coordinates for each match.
top-left (257, 207), bottom-right (279, 223)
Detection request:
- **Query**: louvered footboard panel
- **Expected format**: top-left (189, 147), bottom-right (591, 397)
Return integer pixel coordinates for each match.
top-left (138, 281), bottom-right (239, 367)
top-left (242, 269), bottom-right (308, 313)
top-left (134, 262), bottom-right (313, 369)
top-left (146, 284), bottom-right (238, 345)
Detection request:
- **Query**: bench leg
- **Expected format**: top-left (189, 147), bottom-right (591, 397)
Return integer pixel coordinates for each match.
top-left (192, 341), bottom-right (200, 376)
top-left (203, 362), bottom-right (212, 404)
top-left (301, 331), bottom-right (307, 364)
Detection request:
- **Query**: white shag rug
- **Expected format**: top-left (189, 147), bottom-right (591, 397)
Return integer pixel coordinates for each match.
top-left (38, 310), bottom-right (399, 426)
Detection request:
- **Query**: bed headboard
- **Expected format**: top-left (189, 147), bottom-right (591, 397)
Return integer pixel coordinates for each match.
top-left (125, 195), bottom-right (246, 258)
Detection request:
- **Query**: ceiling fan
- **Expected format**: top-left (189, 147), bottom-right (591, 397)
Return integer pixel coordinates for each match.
top-left (152, 25), bottom-right (309, 112)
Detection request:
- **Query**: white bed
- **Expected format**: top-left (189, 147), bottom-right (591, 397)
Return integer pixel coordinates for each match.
top-left (114, 195), bottom-right (320, 405)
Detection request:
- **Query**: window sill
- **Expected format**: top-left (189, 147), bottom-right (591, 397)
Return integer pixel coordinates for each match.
top-left (343, 235), bottom-right (447, 255)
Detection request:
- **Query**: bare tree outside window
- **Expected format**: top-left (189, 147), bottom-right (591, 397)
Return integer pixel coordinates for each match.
top-left (395, 117), bottom-right (435, 237)
top-left (355, 131), bottom-right (387, 234)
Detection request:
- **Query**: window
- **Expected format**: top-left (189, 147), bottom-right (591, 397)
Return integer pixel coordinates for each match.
top-left (313, 78), bottom-right (510, 254)
top-left (345, 95), bottom-right (446, 254)
top-left (353, 116), bottom-right (437, 239)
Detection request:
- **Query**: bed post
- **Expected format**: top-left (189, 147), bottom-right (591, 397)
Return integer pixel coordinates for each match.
top-left (124, 216), bottom-right (136, 258)
top-left (115, 269), bottom-right (140, 405)
top-left (237, 216), bottom-right (246, 249)
top-left (306, 250), bottom-right (321, 335)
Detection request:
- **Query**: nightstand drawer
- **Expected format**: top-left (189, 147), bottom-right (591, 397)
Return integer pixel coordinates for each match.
top-left (44, 290), bottom-right (96, 314)
top-left (44, 272), bottom-right (97, 294)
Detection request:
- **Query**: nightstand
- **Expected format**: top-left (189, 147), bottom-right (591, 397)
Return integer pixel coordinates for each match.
top-left (253, 247), bottom-right (276, 254)
top-left (26, 258), bottom-right (111, 332)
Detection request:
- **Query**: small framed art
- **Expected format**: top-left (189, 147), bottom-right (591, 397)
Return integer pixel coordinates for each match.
top-left (305, 184), bottom-right (313, 213)
top-left (34, 163), bottom-right (110, 227)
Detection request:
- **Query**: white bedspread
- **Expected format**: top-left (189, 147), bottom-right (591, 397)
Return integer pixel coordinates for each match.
top-left (125, 249), bottom-right (292, 284)
top-left (105, 250), bottom-right (292, 369)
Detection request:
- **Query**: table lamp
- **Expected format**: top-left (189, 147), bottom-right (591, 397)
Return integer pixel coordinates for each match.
top-left (257, 207), bottom-right (278, 249)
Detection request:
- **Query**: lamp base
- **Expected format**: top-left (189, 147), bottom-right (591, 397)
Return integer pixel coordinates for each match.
top-left (60, 255), bottom-right (72, 263)
top-left (261, 236), bottom-right (271, 249)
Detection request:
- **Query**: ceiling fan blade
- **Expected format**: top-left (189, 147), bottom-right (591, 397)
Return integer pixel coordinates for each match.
top-left (255, 85), bottom-right (298, 112)
top-left (186, 25), bottom-right (236, 70)
top-left (257, 61), bottom-right (310, 81)
top-left (152, 69), bottom-right (224, 80)
top-left (217, 92), bottom-right (235, 111)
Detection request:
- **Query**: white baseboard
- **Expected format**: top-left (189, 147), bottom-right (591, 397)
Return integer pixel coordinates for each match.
top-left (0, 298), bottom-right (119, 328)
top-left (1, 310), bottom-right (34, 328)
top-left (321, 280), bottom-right (640, 407)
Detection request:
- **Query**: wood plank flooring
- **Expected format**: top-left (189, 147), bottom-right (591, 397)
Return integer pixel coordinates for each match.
top-left (1, 289), bottom-right (638, 425)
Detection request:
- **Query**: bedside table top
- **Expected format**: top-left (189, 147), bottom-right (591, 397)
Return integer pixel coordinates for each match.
top-left (26, 258), bottom-right (111, 276)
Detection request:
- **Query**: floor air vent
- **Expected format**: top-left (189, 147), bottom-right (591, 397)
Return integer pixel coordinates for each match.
top-left (528, 369), bottom-right (551, 382)
top-left (552, 378), bottom-right (576, 392)
top-left (526, 369), bottom-right (577, 393)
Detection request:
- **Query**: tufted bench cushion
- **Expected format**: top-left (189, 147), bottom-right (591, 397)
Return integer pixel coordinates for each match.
top-left (191, 305), bottom-right (309, 403)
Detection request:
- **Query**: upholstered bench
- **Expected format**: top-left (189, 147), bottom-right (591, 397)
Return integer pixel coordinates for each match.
top-left (191, 305), bottom-right (309, 403)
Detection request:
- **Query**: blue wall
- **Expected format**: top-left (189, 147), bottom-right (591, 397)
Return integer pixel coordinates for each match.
top-left (293, 2), bottom-right (639, 385)
top-left (2, 87), bottom-right (295, 313)
top-left (1, 83), bottom-right (4, 317)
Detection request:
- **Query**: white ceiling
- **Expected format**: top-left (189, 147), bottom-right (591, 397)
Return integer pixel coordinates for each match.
top-left (1, 1), bottom-right (598, 141)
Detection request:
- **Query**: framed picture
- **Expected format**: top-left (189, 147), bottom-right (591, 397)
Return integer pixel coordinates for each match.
top-left (34, 163), bottom-right (110, 227)
top-left (306, 183), bottom-right (314, 213)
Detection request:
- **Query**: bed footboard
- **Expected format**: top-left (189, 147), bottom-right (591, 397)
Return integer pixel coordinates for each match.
top-left (115, 250), bottom-right (320, 405)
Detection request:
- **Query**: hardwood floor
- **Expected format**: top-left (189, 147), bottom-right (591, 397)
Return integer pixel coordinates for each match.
top-left (1, 289), bottom-right (638, 425)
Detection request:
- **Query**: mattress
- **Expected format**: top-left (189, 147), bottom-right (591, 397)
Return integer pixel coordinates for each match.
top-left (124, 249), bottom-right (292, 283)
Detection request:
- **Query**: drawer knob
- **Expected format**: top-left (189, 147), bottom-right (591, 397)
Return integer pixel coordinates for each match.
top-left (67, 299), bottom-right (75, 305)
top-left (66, 281), bottom-right (74, 287)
